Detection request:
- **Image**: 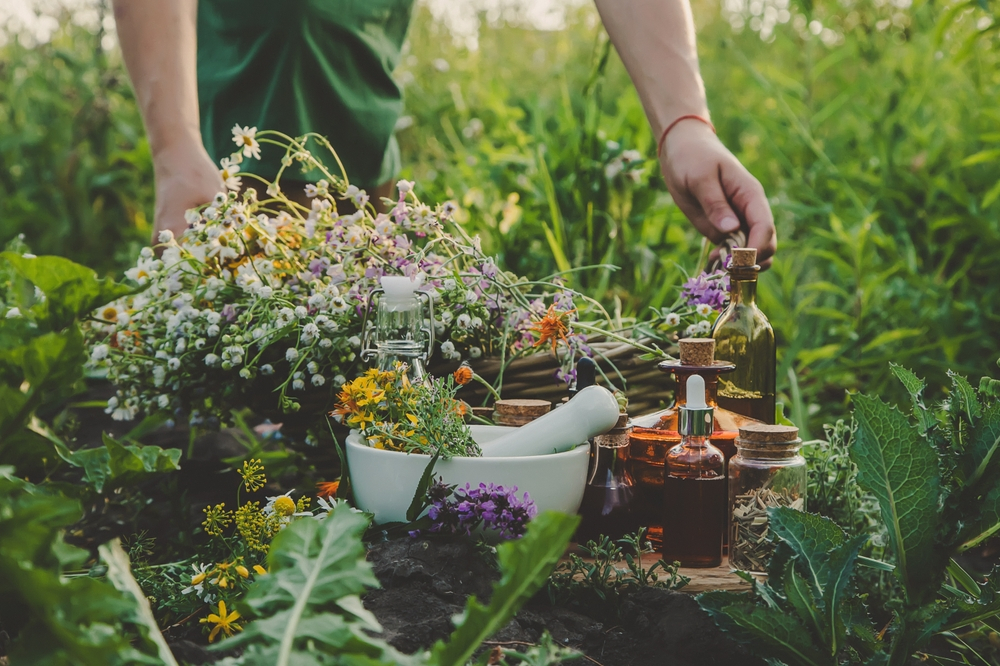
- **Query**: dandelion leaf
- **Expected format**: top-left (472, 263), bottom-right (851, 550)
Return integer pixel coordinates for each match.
top-left (851, 393), bottom-right (943, 604)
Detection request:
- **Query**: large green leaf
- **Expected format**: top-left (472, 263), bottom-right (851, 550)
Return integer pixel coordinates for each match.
top-left (719, 602), bottom-right (834, 666)
top-left (54, 434), bottom-right (181, 494)
top-left (0, 472), bottom-right (163, 665)
top-left (965, 401), bottom-right (1000, 490)
top-left (428, 511), bottom-right (580, 666)
top-left (851, 394), bottom-right (943, 605)
top-left (99, 540), bottom-right (179, 666)
top-left (1, 252), bottom-right (132, 328)
top-left (222, 506), bottom-right (414, 666)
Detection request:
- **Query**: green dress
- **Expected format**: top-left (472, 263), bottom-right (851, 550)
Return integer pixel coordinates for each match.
top-left (197, 0), bottom-right (414, 188)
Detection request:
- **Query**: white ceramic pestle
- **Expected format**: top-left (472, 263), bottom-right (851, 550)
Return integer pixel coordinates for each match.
top-left (479, 385), bottom-right (621, 458)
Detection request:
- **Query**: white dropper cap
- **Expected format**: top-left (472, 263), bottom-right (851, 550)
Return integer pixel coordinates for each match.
top-left (680, 373), bottom-right (713, 436)
top-left (686, 374), bottom-right (708, 409)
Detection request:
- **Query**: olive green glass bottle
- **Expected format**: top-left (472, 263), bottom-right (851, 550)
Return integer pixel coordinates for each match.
top-left (711, 248), bottom-right (776, 424)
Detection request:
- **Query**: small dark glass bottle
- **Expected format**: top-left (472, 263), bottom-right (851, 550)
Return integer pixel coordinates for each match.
top-left (712, 248), bottom-right (776, 424)
top-left (576, 414), bottom-right (639, 543)
top-left (661, 374), bottom-right (726, 568)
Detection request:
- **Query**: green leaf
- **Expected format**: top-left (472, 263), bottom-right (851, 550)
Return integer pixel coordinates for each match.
top-left (965, 401), bottom-right (1000, 490)
top-left (768, 507), bottom-right (845, 592)
top-left (861, 328), bottom-right (923, 354)
top-left (0, 252), bottom-right (132, 328)
top-left (948, 370), bottom-right (982, 422)
top-left (958, 476), bottom-right (1000, 551)
top-left (784, 567), bottom-right (828, 647)
top-left (981, 179), bottom-right (1000, 209)
top-left (428, 511), bottom-right (580, 666)
top-left (55, 434), bottom-right (181, 494)
top-left (99, 540), bottom-right (179, 666)
top-left (222, 506), bottom-right (415, 665)
top-left (851, 393), bottom-right (943, 604)
top-left (890, 364), bottom-right (936, 435)
top-left (718, 602), bottom-right (833, 666)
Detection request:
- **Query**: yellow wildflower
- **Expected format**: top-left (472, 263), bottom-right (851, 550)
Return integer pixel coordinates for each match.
top-left (200, 600), bottom-right (242, 642)
top-left (239, 459), bottom-right (266, 492)
top-left (235, 565), bottom-right (249, 578)
top-left (273, 495), bottom-right (296, 517)
top-left (202, 503), bottom-right (232, 537)
top-left (253, 565), bottom-right (268, 576)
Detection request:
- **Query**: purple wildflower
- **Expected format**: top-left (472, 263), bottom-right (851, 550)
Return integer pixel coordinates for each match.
top-left (416, 481), bottom-right (537, 540)
top-left (680, 270), bottom-right (729, 310)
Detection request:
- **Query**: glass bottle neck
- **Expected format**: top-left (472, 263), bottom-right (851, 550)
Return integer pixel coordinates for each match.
top-left (681, 435), bottom-right (709, 448)
top-left (729, 277), bottom-right (758, 306)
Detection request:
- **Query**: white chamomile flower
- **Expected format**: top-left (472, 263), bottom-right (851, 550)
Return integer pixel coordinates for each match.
top-left (696, 320), bottom-right (712, 334)
top-left (319, 338), bottom-right (332, 348)
top-left (168, 357), bottom-right (181, 370)
top-left (348, 335), bottom-right (361, 348)
top-left (292, 378), bottom-right (305, 391)
top-left (261, 364), bottom-right (274, 375)
top-left (204, 354), bottom-right (220, 367)
top-left (307, 361), bottom-right (319, 374)
top-left (239, 368), bottom-right (252, 379)
top-left (464, 291), bottom-right (479, 304)
top-left (470, 316), bottom-right (483, 329)
top-left (311, 374), bottom-right (325, 386)
top-left (330, 297), bottom-right (348, 314)
top-left (158, 229), bottom-right (174, 243)
top-left (231, 124), bottom-right (261, 160)
top-left (664, 312), bottom-right (681, 327)
top-left (259, 286), bottom-right (273, 299)
top-left (696, 303), bottom-right (713, 317)
top-left (157, 395), bottom-right (170, 409)
top-left (456, 313), bottom-right (472, 328)
top-left (443, 278), bottom-right (457, 291)
top-left (91, 344), bottom-right (109, 361)
top-left (469, 346), bottom-right (482, 359)
top-left (286, 348), bottom-right (299, 362)
top-left (219, 157), bottom-right (242, 191)
top-left (334, 374), bottom-right (347, 387)
top-left (684, 324), bottom-right (697, 337)
top-left (397, 179), bottom-right (414, 195)
top-left (207, 324), bottom-right (220, 337)
top-left (295, 306), bottom-right (308, 319)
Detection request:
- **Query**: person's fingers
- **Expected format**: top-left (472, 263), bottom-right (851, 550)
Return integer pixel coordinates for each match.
top-left (689, 170), bottom-right (741, 240)
top-left (720, 162), bottom-right (776, 269)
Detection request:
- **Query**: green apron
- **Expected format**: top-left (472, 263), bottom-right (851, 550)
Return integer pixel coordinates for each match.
top-left (197, 0), bottom-right (413, 188)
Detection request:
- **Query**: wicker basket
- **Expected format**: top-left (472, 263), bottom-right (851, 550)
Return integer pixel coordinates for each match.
top-left (429, 339), bottom-right (678, 417)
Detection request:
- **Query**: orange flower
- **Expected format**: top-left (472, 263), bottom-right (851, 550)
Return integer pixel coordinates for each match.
top-left (316, 480), bottom-right (340, 498)
top-left (453, 364), bottom-right (474, 386)
top-left (530, 304), bottom-right (576, 354)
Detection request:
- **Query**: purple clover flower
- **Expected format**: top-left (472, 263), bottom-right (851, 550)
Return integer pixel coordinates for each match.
top-left (414, 481), bottom-right (537, 540)
top-left (680, 270), bottom-right (729, 310)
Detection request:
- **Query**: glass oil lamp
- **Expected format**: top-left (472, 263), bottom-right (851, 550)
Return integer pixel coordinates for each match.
top-left (629, 338), bottom-right (761, 549)
top-left (361, 274), bottom-right (434, 380)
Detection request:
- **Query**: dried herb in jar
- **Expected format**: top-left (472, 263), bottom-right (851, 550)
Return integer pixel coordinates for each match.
top-left (730, 486), bottom-right (804, 572)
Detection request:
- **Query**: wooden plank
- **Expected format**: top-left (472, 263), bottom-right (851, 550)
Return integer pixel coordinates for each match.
top-left (561, 549), bottom-right (755, 594)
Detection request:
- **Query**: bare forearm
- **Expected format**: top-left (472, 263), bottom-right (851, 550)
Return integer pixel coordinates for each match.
top-left (594, 0), bottom-right (709, 137)
top-left (112, 0), bottom-right (201, 156)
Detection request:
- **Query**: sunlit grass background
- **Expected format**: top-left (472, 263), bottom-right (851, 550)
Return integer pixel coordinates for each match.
top-left (1, 0), bottom-right (998, 435)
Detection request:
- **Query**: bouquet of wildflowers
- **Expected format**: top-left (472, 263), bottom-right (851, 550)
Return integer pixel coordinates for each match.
top-left (332, 364), bottom-right (478, 457)
top-left (87, 129), bottom-right (604, 424)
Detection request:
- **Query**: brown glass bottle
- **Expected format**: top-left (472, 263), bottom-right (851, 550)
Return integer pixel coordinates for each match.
top-left (661, 375), bottom-right (726, 567)
top-left (629, 358), bottom-right (761, 548)
top-left (712, 248), bottom-right (776, 424)
top-left (577, 416), bottom-right (640, 543)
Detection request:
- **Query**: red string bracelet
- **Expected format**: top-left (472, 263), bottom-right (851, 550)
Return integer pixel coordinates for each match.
top-left (656, 114), bottom-right (716, 158)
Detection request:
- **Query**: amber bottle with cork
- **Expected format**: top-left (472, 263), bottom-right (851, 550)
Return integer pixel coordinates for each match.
top-left (712, 247), bottom-right (776, 424)
top-left (661, 373), bottom-right (726, 567)
top-left (629, 338), bottom-right (761, 548)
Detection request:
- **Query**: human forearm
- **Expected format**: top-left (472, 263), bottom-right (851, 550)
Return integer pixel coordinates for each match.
top-left (594, 0), bottom-right (709, 137)
top-left (112, 0), bottom-right (201, 156)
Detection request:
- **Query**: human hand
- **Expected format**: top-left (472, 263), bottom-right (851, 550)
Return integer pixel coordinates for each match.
top-left (659, 120), bottom-right (776, 269)
top-left (152, 142), bottom-right (225, 242)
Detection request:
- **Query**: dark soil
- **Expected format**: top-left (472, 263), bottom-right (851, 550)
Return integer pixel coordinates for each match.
top-left (365, 538), bottom-right (763, 666)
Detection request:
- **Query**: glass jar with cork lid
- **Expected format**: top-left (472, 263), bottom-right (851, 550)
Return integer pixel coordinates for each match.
top-left (728, 424), bottom-right (806, 573)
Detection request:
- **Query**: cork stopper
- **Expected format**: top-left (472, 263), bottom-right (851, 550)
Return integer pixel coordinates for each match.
top-left (730, 248), bottom-right (757, 268)
top-left (493, 399), bottom-right (552, 426)
top-left (738, 423), bottom-right (800, 443)
top-left (678, 338), bottom-right (715, 366)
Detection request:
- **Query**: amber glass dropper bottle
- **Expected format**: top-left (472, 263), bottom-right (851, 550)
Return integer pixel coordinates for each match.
top-left (711, 247), bottom-right (776, 424)
top-left (661, 374), bottom-right (726, 567)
